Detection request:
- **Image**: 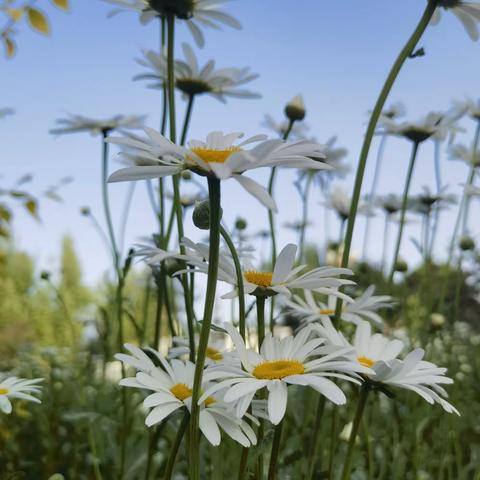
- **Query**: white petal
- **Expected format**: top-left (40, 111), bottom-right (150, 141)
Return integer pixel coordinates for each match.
top-left (267, 381), bottom-right (288, 425)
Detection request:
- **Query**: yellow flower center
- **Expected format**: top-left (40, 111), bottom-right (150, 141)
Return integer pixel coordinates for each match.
top-left (252, 359), bottom-right (305, 380)
top-left (244, 270), bottom-right (273, 287)
top-left (206, 347), bottom-right (223, 361)
top-left (170, 383), bottom-right (216, 407)
top-left (190, 146), bottom-right (241, 164)
top-left (0, 388), bottom-right (9, 395)
top-left (319, 309), bottom-right (335, 315)
top-left (357, 356), bottom-right (375, 368)
top-left (170, 383), bottom-right (192, 401)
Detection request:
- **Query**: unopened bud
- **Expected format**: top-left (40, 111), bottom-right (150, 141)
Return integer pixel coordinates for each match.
top-left (40, 270), bottom-right (51, 281)
top-left (459, 235), bottom-right (475, 251)
top-left (181, 170), bottom-right (192, 181)
top-left (80, 206), bottom-right (91, 217)
top-left (430, 313), bottom-right (445, 328)
top-left (235, 217), bottom-right (247, 231)
top-left (394, 259), bottom-right (408, 273)
top-left (285, 95), bottom-right (306, 122)
top-left (192, 200), bottom-right (223, 230)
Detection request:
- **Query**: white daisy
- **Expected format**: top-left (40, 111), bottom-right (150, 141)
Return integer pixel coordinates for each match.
top-left (262, 114), bottom-right (309, 140)
top-left (0, 376), bottom-right (43, 414)
top-left (312, 320), bottom-right (458, 414)
top-left (168, 335), bottom-right (240, 367)
top-left (103, 0), bottom-right (241, 48)
top-left (375, 194), bottom-right (404, 216)
top-left (107, 130), bottom-right (328, 211)
top-left (449, 142), bottom-right (480, 168)
top-left (286, 286), bottom-right (392, 328)
top-left (50, 114), bottom-right (146, 136)
top-left (201, 324), bottom-right (371, 425)
top-left (116, 344), bottom-right (257, 446)
top-left (324, 186), bottom-right (372, 222)
top-left (137, 238), bottom-right (354, 299)
top-left (431, 1), bottom-right (480, 41)
top-left (135, 43), bottom-right (260, 102)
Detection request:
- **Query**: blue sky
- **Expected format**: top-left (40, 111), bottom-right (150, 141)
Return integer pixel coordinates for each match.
top-left (2, 0), bottom-right (480, 285)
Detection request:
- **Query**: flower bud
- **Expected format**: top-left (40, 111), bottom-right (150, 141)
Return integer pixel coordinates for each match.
top-left (181, 170), bottom-right (192, 181)
top-left (394, 259), bottom-right (408, 273)
top-left (284, 95), bottom-right (306, 122)
top-left (235, 217), bottom-right (247, 231)
top-left (40, 270), bottom-right (51, 281)
top-left (459, 235), bottom-right (475, 251)
top-left (192, 200), bottom-right (223, 230)
top-left (430, 313), bottom-right (445, 328)
top-left (80, 206), bottom-right (91, 217)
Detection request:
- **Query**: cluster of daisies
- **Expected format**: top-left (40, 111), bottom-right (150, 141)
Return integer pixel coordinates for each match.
top-left (115, 237), bottom-right (458, 447)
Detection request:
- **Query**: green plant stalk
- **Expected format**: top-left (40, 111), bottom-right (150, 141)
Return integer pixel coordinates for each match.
top-left (327, 404), bottom-right (338, 480)
top-left (163, 412), bottom-right (189, 480)
top-left (447, 120), bottom-right (480, 262)
top-left (267, 119), bottom-right (294, 332)
top-left (118, 181), bottom-right (136, 254)
top-left (429, 139), bottom-right (442, 256)
top-left (299, 173), bottom-right (313, 262)
top-left (306, 396), bottom-right (326, 480)
top-left (381, 214), bottom-right (391, 273)
top-left (268, 420), bottom-right (284, 480)
top-left (256, 295), bottom-right (266, 480)
top-left (180, 94), bottom-right (195, 146)
top-left (188, 177), bottom-right (222, 480)
top-left (333, 0), bottom-right (438, 321)
top-left (340, 384), bottom-right (371, 480)
top-left (362, 134), bottom-right (387, 260)
top-left (166, 12), bottom-right (196, 360)
top-left (220, 225), bottom-right (246, 339)
top-left (388, 141), bottom-right (420, 286)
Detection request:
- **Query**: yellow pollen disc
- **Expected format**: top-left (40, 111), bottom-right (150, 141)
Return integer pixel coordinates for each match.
top-left (0, 388), bottom-right (9, 395)
top-left (252, 359), bottom-right (305, 380)
top-left (190, 146), bottom-right (241, 164)
top-left (357, 356), bottom-right (375, 368)
top-left (204, 396), bottom-right (216, 407)
top-left (244, 270), bottom-right (273, 287)
top-left (170, 383), bottom-right (193, 402)
top-left (319, 309), bottom-right (335, 315)
top-left (206, 347), bottom-right (223, 361)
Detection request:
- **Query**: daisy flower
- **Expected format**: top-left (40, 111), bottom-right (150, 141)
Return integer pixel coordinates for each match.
top-left (103, 0), bottom-right (241, 48)
top-left (168, 335), bottom-right (240, 367)
top-left (137, 238), bottom-right (354, 299)
top-left (201, 324), bottom-right (371, 425)
top-left (449, 142), bottom-right (480, 168)
top-left (50, 114), bottom-right (146, 136)
top-left (0, 376), bottom-right (43, 414)
top-left (312, 320), bottom-right (459, 414)
top-left (135, 43), bottom-right (260, 102)
top-left (431, 1), bottom-right (480, 41)
top-left (286, 286), bottom-right (392, 328)
top-left (107, 130), bottom-right (328, 211)
top-left (324, 186), bottom-right (372, 222)
top-left (262, 114), bottom-right (309, 140)
top-left (375, 194), bottom-right (404, 216)
top-left (116, 344), bottom-right (257, 446)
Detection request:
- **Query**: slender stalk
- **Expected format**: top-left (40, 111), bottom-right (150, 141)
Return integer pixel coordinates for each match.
top-left (220, 225), bottom-right (246, 339)
top-left (388, 141), bottom-right (420, 286)
top-left (306, 396), bottom-right (326, 480)
top-left (180, 94), bottom-right (195, 146)
top-left (118, 181), bottom-right (136, 254)
top-left (189, 178), bottom-right (222, 480)
top-left (381, 214), bottom-right (390, 273)
top-left (268, 421), bottom-right (284, 480)
top-left (256, 295), bottom-right (266, 480)
top-left (362, 134), bottom-right (387, 260)
top-left (340, 384), bottom-right (371, 480)
top-left (163, 413), bottom-right (189, 480)
top-left (333, 0), bottom-right (438, 321)
top-left (429, 139), bottom-right (442, 257)
top-left (299, 173), bottom-right (313, 262)
top-left (447, 120), bottom-right (480, 262)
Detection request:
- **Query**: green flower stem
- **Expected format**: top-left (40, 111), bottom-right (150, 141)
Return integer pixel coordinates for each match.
top-left (388, 141), bottom-right (420, 287)
top-left (429, 139), bottom-right (442, 257)
top-left (306, 396), bottom-right (326, 480)
top-left (267, 119), bottom-right (294, 333)
top-left (118, 181), bottom-right (136, 254)
top-left (340, 384), bottom-right (371, 480)
top-left (166, 12), bottom-right (196, 359)
top-left (299, 173), bottom-right (313, 262)
top-left (188, 177), bottom-right (222, 480)
top-left (362, 134), bottom-right (387, 260)
top-left (220, 225), bottom-right (246, 339)
top-left (268, 420), bottom-right (284, 480)
top-left (163, 412), bottom-right (189, 480)
top-left (381, 214), bottom-right (391, 273)
top-left (180, 94), bottom-right (195, 146)
top-left (256, 294), bottom-right (267, 480)
top-left (327, 404), bottom-right (338, 480)
top-left (333, 0), bottom-right (438, 321)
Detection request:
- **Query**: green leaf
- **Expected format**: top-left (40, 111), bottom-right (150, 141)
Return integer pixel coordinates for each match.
top-left (0, 205), bottom-right (12, 222)
top-left (27, 7), bottom-right (50, 35)
top-left (2, 35), bottom-right (16, 58)
top-left (197, 321), bottom-right (227, 334)
top-left (51, 0), bottom-right (70, 11)
top-left (24, 199), bottom-right (39, 220)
